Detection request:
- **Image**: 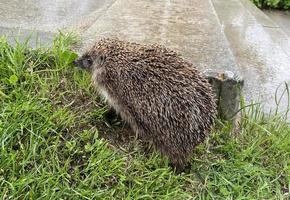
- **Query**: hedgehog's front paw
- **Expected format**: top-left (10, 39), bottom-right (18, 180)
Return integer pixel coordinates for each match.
top-left (169, 162), bottom-right (191, 174)
top-left (104, 107), bottom-right (119, 126)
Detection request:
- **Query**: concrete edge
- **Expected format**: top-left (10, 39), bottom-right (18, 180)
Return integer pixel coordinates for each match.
top-left (66, 0), bottom-right (118, 34)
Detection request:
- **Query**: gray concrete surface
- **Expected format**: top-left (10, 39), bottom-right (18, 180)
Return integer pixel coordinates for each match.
top-left (0, 0), bottom-right (116, 31)
top-left (212, 0), bottom-right (290, 113)
top-left (0, 0), bottom-right (116, 44)
top-left (240, 0), bottom-right (290, 58)
top-left (78, 0), bottom-right (237, 74)
top-left (264, 10), bottom-right (290, 37)
top-left (0, 27), bottom-right (55, 47)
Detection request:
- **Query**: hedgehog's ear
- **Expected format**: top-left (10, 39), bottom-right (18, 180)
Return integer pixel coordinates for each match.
top-left (98, 54), bottom-right (106, 66)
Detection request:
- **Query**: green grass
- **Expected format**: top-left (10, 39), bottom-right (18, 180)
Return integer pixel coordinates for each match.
top-left (252, 0), bottom-right (290, 9)
top-left (0, 33), bottom-right (289, 199)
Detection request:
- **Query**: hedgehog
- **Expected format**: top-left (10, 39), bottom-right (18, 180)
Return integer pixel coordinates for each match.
top-left (73, 38), bottom-right (217, 172)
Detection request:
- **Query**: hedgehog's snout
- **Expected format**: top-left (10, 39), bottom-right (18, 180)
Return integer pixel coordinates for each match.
top-left (73, 55), bottom-right (93, 71)
top-left (72, 59), bottom-right (78, 66)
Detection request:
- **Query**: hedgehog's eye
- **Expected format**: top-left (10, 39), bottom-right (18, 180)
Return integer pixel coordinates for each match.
top-left (87, 58), bottom-right (93, 65)
top-left (81, 56), bottom-right (93, 69)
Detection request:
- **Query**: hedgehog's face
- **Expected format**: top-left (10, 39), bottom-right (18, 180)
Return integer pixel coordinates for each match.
top-left (73, 52), bottom-right (106, 71)
top-left (73, 54), bottom-right (93, 70)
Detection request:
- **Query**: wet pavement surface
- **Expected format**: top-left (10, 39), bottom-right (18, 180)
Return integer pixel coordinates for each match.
top-left (0, 0), bottom-right (290, 113)
top-left (0, 0), bottom-right (115, 44)
top-left (0, 0), bottom-right (115, 31)
top-left (79, 0), bottom-right (237, 72)
top-left (0, 26), bottom-right (55, 46)
top-left (264, 10), bottom-right (290, 37)
top-left (213, 0), bottom-right (290, 113)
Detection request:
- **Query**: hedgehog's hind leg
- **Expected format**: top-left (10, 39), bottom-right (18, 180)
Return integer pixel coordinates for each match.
top-left (153, 138), bottom-right (192, 173)
top-left (167, 152), bottom-right (192, 174)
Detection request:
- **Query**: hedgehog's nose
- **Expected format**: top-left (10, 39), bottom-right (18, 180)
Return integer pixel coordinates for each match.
top-left (73, 60), bottom-right (81, 67)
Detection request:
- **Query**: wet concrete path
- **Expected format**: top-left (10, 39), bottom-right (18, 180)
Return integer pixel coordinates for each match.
top-left (264, 10), bottom-right (290, 37)
top-left (78, 0), bottom-right (237, 73)
top-left (212, 0), bottom-right (290, 113)
top-left (0, 0), bottom-right (116, 44)
top-left (0, 0), bottom-right (290, 113)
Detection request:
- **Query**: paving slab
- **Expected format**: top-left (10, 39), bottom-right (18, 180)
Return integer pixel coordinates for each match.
top-left (239, 0), bottom-right (290, 58)
top-left (0, 26), bottom-right (55, 46)
top-left (0, 0), bottom-right (116, 45)
top-left (263, 9), bottom-right (290, 38)
top-left (212, 0), bottom-right (290, 112)
top-left (0, 0), bottom-right (116, 32)
top-left (79, 0), bottom-right (238, 73)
